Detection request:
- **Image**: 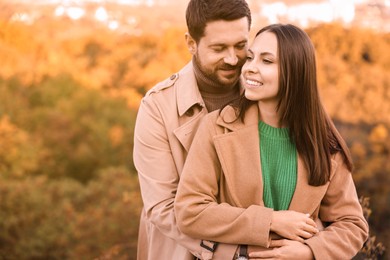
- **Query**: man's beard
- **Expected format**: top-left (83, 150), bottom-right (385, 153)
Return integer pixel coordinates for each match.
top-left (193, 53), bottom-right (242, 88)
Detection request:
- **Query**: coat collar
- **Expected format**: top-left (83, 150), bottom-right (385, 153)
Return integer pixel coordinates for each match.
top-left (216, 103), bottom-right (259, 131)
top-left (213, 104), bottom-right (331, 213)
top-left (176, 62), bottom-right (205, 116)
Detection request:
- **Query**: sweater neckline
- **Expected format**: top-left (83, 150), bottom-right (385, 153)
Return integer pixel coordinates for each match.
top-left (259, 121), bottom-right (290, 139)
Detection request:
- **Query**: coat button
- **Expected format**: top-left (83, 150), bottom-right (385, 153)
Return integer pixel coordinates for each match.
top-left (170, 74), bottom-right (176, 80)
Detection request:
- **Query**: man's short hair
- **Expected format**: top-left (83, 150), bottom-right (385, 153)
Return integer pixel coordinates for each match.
top-left (186, 0), bottom-right (252, 43)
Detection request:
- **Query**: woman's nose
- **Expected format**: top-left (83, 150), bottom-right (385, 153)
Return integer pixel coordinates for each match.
top-left (243, 60), bottom-right (257, 74)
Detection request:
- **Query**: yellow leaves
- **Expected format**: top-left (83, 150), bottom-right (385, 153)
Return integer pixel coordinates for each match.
top-left (121, 191), bottom-right (132, 203)
top-left (124, 89), bottom-right (143, 110)
top-left (351, 142), bottom-right (367, 160)
top-left (0, 116), bottom-right (27, 162)
top-left (310, 25), bottom-right (390, 125)
top-left (107, 88), bottom-right (142, 110)
top-left (109, 125), bottom-right (124, 147)
top-left (0, 115), bottom-right (36, 177)
top-left (369, 124), bottom-right (388, 154)
top-left (0, 21), bottom-right (36, 53)
top-left (0, 116), bottom-right (26, 164)
top-left (1, 20), bottom-right (190, 107)
top-left (78, 66), bottom-right (112, 89)
top-left (369, 124), bottom-right (388, 143)
top-left (138, 58), bottom-right (176, 91)
top-left (0, 171), bottom-right (143, 258)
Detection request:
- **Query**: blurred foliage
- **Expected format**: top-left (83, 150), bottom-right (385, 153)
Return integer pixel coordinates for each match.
top-left (335, 120), bottom-right (390, 260)
top-left (308, 24), bottom-right (390, 125)
top-left (0, 15), bottom-right (389, 259)
top-left (354, 197), bottom-right (386, 259)
top-left (0, 168), bottom-right (142, 259)
top-left (0, 75), bottom-right (137, 182)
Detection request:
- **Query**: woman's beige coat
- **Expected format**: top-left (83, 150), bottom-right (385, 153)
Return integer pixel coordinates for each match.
top-left (175, 104), bottom-right (369, 260)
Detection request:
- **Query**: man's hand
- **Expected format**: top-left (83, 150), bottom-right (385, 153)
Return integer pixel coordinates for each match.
top-left (248, 239), bottom-right (314, 259)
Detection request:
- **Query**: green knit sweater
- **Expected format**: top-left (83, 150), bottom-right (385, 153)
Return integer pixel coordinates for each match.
top-left (259, 121), bottom-right (297, 211)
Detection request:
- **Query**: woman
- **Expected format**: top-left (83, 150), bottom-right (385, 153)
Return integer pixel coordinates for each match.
top-left (175, 24), bottom-right (368, 259)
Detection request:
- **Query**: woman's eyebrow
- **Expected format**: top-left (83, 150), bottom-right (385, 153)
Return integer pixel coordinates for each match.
top-left (259, 51), bottom-right (275, 57)
top-left (247, 48), bottom-right (275, 57)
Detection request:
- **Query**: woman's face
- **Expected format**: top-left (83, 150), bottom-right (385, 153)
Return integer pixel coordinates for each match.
top-left (241, 31), bottom-right (279, 105)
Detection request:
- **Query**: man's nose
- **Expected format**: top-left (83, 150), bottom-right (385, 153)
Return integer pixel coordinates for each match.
top-left (223, 49), bottom-right (238, 66)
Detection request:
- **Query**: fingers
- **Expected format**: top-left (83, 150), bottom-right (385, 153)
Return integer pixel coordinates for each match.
top-left (305, 216), bottom-right (317, 228)
top-left (270, 239), bottom-right (286, 248)
top-left (298, 230), bottom-right (316, 239)
top-left (303, 215), bottom-right (319, 236)
top-left (304, 223), bottom-right (319, 234)
top-left (297, 223), bottom-right (318, 240)
top-left (249, 248), bottom-right (277, 258)
top-left (292, 235), bottom-right (305, 242)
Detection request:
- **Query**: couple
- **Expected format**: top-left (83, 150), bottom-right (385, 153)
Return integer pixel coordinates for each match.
top-left (133, 0), bottom-right (368, 259)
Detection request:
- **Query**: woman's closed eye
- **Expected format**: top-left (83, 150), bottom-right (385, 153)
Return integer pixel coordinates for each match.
top-left (246, 55), bottom-right (254, 61)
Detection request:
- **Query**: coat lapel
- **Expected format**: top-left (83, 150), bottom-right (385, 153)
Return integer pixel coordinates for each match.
top-left (288, 158), bottom-right (336, 214)
top-left (173, 108), bottom-right (207, 152)
top-left (288, 156), bottom-right (329, 214)
top-left (173, 62), bottom-right (207, 152)
top-left (213, 105), bottom-right (265, 208)
top-left (213, 104), bottom-right (333, 215)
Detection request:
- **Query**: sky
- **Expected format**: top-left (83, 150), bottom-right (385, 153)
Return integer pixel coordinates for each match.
top-left (261, 0), bottom-right (359, 26)
top-left (8, 0), bottom-right (390, 31)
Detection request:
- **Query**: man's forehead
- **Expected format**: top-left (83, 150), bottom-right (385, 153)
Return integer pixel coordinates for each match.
top-left (202, 18), bottom-right (249, 45)
top-left (203, 18), bottom-right (249, 33)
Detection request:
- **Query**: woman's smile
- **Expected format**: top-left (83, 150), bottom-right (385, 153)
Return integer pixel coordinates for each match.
top-left (245, 78), bottom-right (263, 88)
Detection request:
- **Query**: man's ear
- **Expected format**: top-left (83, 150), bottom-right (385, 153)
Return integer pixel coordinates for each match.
top-left (185, 32), bottom-right (197, 55)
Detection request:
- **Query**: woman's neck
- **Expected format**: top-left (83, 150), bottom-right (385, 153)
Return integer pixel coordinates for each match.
top-left (257, 101), bottom-right (283, 128)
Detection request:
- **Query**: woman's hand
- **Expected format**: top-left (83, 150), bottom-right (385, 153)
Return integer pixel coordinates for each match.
top-left (249, 239), bottom-right (314, 259)
top-left (270, 211), bottom-right (318, 241)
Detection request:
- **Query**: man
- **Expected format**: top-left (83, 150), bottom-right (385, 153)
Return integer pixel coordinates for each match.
top-left (133, 0), bottom-right (251, 259)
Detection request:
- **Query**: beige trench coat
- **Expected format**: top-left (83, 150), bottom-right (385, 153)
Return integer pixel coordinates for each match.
top-left (175, 104), bottom-right (369, 260)
top-left (133, 62), bottom-right (238, 260)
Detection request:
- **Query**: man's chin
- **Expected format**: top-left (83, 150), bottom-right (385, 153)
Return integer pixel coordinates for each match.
top-left (219, 76), bottom-right (239, 87)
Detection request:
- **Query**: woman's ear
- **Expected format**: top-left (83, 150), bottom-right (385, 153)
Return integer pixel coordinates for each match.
top-left (185, 33), bottom-right (197, 55)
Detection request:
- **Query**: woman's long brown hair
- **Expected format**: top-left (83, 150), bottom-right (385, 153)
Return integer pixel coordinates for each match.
top-left (234, 24), bottom-right (353, 186)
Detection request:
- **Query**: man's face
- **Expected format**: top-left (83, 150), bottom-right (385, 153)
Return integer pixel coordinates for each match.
top-left (190, 18), bottom-right (249, 92)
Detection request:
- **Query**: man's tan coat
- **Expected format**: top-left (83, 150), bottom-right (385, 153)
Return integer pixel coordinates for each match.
top-left (175, 104), bottom-right (369, 260)
top-left (134, 62), bottom-right (237, 260)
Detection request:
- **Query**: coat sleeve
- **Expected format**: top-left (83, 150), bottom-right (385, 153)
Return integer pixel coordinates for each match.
top-left (133, 96), bottom-right (237, 259)
top-left (304, 154), bottom-right (369, 260)
top-left (175, 114), bottom-right (273, 248)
